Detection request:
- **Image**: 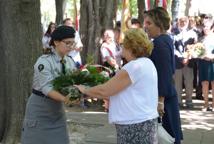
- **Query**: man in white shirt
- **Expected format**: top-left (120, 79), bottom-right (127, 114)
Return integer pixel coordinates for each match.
top-left (173, 16), bottom-right (198, 108)
top-left (63, 18), bottom-right (83, 66)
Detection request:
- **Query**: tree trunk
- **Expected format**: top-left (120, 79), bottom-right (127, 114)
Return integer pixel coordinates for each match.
top-left (167, 0), bottom-right (172, 18)
top-left (0, 3), bottom-right (6, 139)
top-left (113, 0), bottom-right (119, 25)
top-left (185, 0), bottom-right (191, 16)
top-left (79, 0), bottom-right (115, 64)
top-left (73, 0), bottom-right (78, 29)
top-left (171, 0), bottom-right (181, 22)
top-left (0, 0), bottom-right (42, 143)
top-left (55, 0), bottom-right (66, 25)
top-left (138, 0), bottom-right (146, 24)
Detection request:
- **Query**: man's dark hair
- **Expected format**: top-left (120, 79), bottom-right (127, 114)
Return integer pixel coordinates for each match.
top-left (131, 18), bottom-right (141, 25)
top-left (63, 18), bottom-right (72, 24)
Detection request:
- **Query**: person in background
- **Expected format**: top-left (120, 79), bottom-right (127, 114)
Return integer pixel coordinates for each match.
top-left (126, 17), bottom-right (142, 29)
top-left (131, 18), bottom-right (142, 28)
top-left (113, 28), bottom-right (122, 68)
top-left (100, 29), bottom-right (121, 111)
top-left (63, 18), bottom-right (83, 67)
top-left (21, 26), bottom-right (77, 144)
top-left (75, 28), bottom-right (159, 144)
top-left (115, 21), bottom-right (121, 29)
top-left (198, 19), bottom-right (214, 111)
top-left (173, 16), bottom-right (198, 108)
top-left (144, 7), bottom-right (183, 144)
top-left (194, 14), bottom-right (213, 100)
top-left (200, 13), bottom-right (213, 24)
top-left (188, 16), bottom-right (204, 100)
top-left (100, 29), bottom-right (120, 71)
top-left (42, 22), bottom-right (56, 53)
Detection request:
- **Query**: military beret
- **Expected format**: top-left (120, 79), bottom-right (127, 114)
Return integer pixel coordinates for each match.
top-left (51, 25), bottom-right (76, 40)
top-left (49, 25), bottom-right (76, 46)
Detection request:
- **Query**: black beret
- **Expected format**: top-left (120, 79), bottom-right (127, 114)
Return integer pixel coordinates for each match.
top-left (49, 25), bottom-right (76, 46)
top-left (51, 25), bottom-right (76, 41)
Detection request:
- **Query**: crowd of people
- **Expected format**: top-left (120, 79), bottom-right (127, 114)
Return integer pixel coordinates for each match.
top-left (21, 6), bottom-right (214, 144)
top-left (172, 14), bottom-right (214, 111)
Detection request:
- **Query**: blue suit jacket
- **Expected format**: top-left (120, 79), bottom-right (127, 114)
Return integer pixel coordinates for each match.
top-left (150, 34), bottom-right (176, 99)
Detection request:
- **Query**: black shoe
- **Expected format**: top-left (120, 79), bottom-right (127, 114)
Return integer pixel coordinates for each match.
top-left (207, 106), bottom-right (213, 112)
top-left (195, 95), bottom-right (203, 100)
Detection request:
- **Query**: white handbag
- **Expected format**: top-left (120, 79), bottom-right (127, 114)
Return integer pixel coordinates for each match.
top-left (158, 123), bottom-right (175, 144)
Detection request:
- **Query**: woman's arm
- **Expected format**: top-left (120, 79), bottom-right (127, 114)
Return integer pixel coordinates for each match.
top-left (47, 90), bottom-right (66, 102)
top-left (47, 90), bottom-right (75, 105)
top-left (203, 53), bottom-right (214, 61)
top-left (75, 70), bottom-right (131, 99)
top-left (106, 57), bottom-right (119, 69)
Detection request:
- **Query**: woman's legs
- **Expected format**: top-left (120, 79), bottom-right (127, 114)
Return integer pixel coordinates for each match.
top-left (202, 81), bottom-right (209, 110)
top-left (174, 69), bottom-right (183, 105)
top-left (211, 81), bottom-right (214, 108)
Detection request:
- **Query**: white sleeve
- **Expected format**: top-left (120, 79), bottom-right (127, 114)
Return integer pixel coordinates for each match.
top-left (34, 58), bottom-right (54, 95)
top-left (75, 31), bottom-right (83, 48)
top-left (100, 46), bottom-right (111, 59)
top-left (42, 36), bottom-right (51, 49)
top-left (194, 31), bottom-right (198, 42)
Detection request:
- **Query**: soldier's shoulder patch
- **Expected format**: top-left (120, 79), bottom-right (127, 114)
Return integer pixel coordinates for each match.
top-left (38, 64), bottom-right (44, 72)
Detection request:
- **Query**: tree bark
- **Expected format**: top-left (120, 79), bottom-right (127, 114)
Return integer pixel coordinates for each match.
top-left (185, 0), bottom-right (191, 16)
top-left (0, 2), bottom-right (6, 139)
top-left (167, 0), bottom-right (173, 18)
top-left (171, 0), bottom-right (181, 22)
top-left (55, 0), bottom-right (66, 25)
top-left (113, 0), bottom-right (119, 25)
top-left (0, 0), bottom-right (42, 143)
top-left (137, 0), bottom-right (146, 24)
top-left (79, 0), bottom-right (115, 64)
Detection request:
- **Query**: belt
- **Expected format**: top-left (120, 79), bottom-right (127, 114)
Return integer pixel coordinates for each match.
top-left (32, 89), bottom-right (50, 99)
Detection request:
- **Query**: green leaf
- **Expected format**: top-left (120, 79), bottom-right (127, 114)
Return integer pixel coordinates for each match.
top-left (52, 65), bottom-right (110, 97)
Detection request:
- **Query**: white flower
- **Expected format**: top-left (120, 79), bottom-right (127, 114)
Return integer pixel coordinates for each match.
top-left (100, 71), bottom-right (109, 77)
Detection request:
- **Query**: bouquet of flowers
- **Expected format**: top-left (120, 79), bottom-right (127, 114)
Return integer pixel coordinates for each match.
top-left (185, 43), bottom-right (206, 58)
top-left (52, 65), bottom-right (111, 100)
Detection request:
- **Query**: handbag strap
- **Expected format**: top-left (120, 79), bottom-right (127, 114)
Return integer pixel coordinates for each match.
top-left (104, 47), bottom-right (115, 59)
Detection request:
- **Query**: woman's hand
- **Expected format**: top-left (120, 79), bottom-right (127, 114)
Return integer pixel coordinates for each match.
top-left (74, 85), bottom-right (87, 94)
top-left (203, 54), bottom-right (214, 61)
top-left (103, 99), bottom-right (109, 112)
top-left (64, 95), bottom-right (80, 105)
top-left (158, 96), bottom-right (165, 117)
top-left (158, 102), bottom-right (165, 117)
top-left (182, 58), bottom-right (189, 65)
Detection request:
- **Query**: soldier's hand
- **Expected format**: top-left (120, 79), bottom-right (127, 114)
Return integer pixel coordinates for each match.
top-left (64, 95), bottom-right (80, 106)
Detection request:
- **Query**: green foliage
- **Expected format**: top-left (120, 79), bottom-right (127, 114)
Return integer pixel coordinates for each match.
top-left (117, 0), bottom-right (138, 17)
top-left (86, 54), bottom-right (95, 65)
top-left (130, 0), bottom-right (138, 17)
top-left (52, 65), bottom-right (110, 100)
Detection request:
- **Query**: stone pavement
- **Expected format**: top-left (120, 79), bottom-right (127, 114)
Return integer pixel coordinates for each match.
top-left (66, 99), bottom-right (214, 144)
